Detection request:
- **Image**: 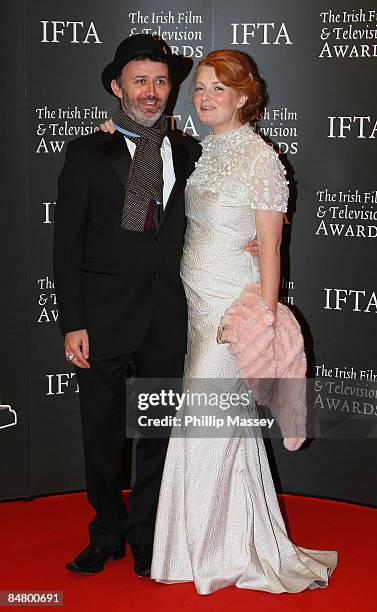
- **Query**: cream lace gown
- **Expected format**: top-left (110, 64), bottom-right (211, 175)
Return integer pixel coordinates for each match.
top-left (150, 124), bottom-right (338, 595)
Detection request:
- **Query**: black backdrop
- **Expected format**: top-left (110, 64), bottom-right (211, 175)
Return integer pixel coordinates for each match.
top-left (1, 1), bottom-right (376, 505)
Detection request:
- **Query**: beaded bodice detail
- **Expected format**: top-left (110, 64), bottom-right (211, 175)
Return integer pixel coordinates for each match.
top-left (187, 123), bottom-right (289, 211)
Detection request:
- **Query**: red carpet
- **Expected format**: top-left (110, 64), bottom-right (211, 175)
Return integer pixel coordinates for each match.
top-left (0, 492), bottom-right (375, 611)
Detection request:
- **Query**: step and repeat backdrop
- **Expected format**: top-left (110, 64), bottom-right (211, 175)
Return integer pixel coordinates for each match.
top-left (1, 0), bottom-right (376, 504)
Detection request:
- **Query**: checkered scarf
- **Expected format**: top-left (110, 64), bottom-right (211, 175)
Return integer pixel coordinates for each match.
top-left (112, 107), bottom-right (167, 231)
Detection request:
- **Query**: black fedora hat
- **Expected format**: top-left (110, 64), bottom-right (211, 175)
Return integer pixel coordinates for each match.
top-left (102, 34), bottom-right (185, 95)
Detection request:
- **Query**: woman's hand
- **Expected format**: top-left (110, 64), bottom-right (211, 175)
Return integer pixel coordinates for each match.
top-left (97, 118), bottom-right (115, 133)
top-left (283, 437), bottom-right (305, 451)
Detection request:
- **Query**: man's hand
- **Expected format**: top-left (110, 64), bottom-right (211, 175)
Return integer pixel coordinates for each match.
top-left (97, 118), bottom-right (116, 134)
top-left (64, 329), bottom-right (90, 369)
top-left (244, 238), bottom-right (259, 257)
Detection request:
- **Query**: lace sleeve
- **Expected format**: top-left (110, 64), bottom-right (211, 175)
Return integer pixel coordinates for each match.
top-left (247, 145), bottom-right (289, 212)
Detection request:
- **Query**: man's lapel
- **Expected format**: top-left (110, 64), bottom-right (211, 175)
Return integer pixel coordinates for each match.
top-left (158, 131), bottom-right (188, 231)
top-left (102, 131), bottom-right (131, 190)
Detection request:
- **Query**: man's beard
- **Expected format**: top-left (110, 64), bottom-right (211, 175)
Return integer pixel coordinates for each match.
top-left (122, 91), bottom-right (165, 127)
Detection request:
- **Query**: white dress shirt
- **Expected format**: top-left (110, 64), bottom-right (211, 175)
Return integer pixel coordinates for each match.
top-left (124, 136), bottom-right (176, 208)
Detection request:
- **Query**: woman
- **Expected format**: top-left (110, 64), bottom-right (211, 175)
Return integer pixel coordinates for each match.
top-left (149, 50), bottom-right (338, 594)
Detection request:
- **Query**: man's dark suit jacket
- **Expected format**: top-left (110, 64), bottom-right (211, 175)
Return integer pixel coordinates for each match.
top-left (53, 129), bottom-right (201, 356)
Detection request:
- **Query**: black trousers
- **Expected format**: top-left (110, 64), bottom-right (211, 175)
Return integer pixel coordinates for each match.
top-left (75, 313), bottom-right (184, 550)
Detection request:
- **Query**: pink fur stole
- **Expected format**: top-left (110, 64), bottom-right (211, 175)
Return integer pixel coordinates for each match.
top-left (218, 283), bottom-right (307, 451)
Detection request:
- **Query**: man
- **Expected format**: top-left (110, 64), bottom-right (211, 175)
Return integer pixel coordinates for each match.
top-left (54, 34), bottom-right (258, 578)
top-left (54, 34), bottom-right (202, 577)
